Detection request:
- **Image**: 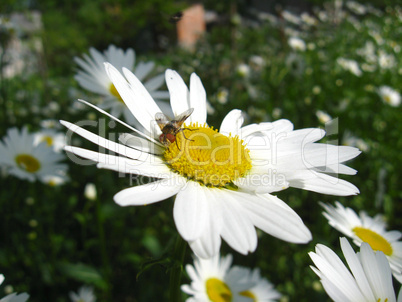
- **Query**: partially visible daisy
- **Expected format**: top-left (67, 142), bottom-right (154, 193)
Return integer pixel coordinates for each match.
top-left (237, 268), bottom-right (281, 302)
top-left (309, 237), bottom-right (400, 302)
top-left (74, 44), bottom-right (170, 124)
top-left (69, 286), bottom-right (96, 302)
top-left (181, 254), bottom-right (255, 302)
top-left (236, 64), bottom-right (251, 78)
top-left (0, 127), bottom-right (67, 183)
top-left (34, 128), bottom-right (65, 152)
top-left (377, 86), bottom-right (401, 107)
top-left (0, 274), bottom-right (29, 302)
top-left (320, 202), bottom-right (402, 282)
top-left (316, 110), bottom-right (331, 124)
top-left (288, 37), bottom-right (306, 52)
top-left (62, 63), bottom-right (360, 258)
top-left (336, 58), bottom-right (362, 76)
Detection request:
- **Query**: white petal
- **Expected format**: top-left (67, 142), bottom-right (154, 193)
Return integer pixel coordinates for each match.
top-left (61, 120), bottom-right (142, 160)
top-left (64, 146), bottom-right (172, 178)
top-left (114, 178), bottom-right (184, 206)
top-left (165, 69), bottom-right (190, 117)
top-left (105, 63), bottom-right (159, 134)
top-left (119, 133), bottom-right (164, 155)
top-left (216, 190), bottom-right (258, 254)
top-left (340, 238), bottom-right (376, 301)
top-left (174, 182), bottom-right (210, 241)
top-left (189, 73), bottom-right (207, 124)
top-left (240, 193), bottom-right (312, 243)
top-left (219, 109), bottom-right (244, 136)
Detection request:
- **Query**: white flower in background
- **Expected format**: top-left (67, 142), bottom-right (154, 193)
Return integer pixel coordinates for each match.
top-left (34, 129), bottom-right (65, 152)
top-left (237, 268), bottom-right (281, 301)
top-left (249, 55), bottom-right (265, 69)
top-left (69, 286), bottom-right (96, 302)
top-left (288, 37), bottom-right (306, 52)
top-left (74, 44), bottom-right (170, 125)
top-left (0, 127), bottom-right (67, 184)
top-left (41, 174), bottom-right (68, 187)
top-left (343, 132), bottom-right (369, 152)
top-left (316, 110), bottom-right (331, 124)
top-left (346, 1), bottom-right (367, 15)
top-left (0, 274), bottom-right (29, 302)
top-left (320, 202), bottom-right (402, 283)
top-left (181, 254), bottom-right (255, 302)
top-left (300, 12), bottom-right (318, 26)
top-left (62, 63), bottom-right (360, 258)
top-left (336, 58), bottom-right (362, 76)
top-left (309, 238), bottom-right (401, 302)
top-left (377, 86), bottom-right (401, 107)
top-left (84, 183), bottom-right (97, 201)
top-left (378, 51), bottom-right (396, 70)
top-left (216, 88), bottom-right (229, 105)
top-left (236, 64), bottom-right (251, 78)
top-left (281, 10), bottom-right (301, 25)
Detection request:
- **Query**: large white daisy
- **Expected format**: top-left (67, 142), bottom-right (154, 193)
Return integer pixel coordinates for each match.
top-left (309, 237), bottom-right (401, 302)
top-left (321, 201), bottom-right (402, 283)
top-left (62, 63), bottom-right (360, 258)
top-left (0, 127), bottom-right (67, 184)
top-left (181, 254), bottom-right (255, 302)
top-left (74, 44), bottom-right (170, 124)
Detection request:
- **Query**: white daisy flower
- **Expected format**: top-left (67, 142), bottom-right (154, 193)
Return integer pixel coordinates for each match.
top-left (236, 64), bottom-right (251, 78)
top-left (237, 268), bottom-right (281, 302)
top-left (336, 58), bottom-right (362, 77)
top-left (62, 63), bottom-right (360, 258)
top-left (0, 274), bottom-right (29, 302)
top-left (377, 86), bottom-right (401, 107)
top-left (288, 37), bottom-right (306, 52)
top-left (0, 127), bottom-right (67, 184)
top-left (34, 128), bottom-right (65, 152)
top-left (309, 237), bottom-right (401, 302)
top-left (316, 110), bottom-right (332, 124)
top-left (181, 254), bottom-right (255, 302)
top-left (74, 44), bottom-right (170, 125)
top-left (69, 285), bottom-right (96, 302)
top-left (320, 202), bottom-right (402, 283)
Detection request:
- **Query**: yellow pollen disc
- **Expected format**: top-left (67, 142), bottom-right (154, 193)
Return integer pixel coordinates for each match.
top-left (109, 83), bottom-right (125, 103)
top-left (15, 154), bottom-right (41, 173)
top-left (41, 135), bottom-right (53, 146)
top-left (206, 278), bottom-right (232, 302)
top-left (163, 123), bottom-right (252, 187)
top-left (239, 290), bottom-right (256, 301)
top-left (353, 227), bottom-right (393, 256)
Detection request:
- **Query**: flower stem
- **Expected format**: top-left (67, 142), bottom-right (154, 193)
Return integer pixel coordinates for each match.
top-left (169, 235), bottom-right (187, 302)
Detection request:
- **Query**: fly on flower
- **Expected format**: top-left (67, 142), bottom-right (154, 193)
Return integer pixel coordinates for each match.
top-left (156, 108), bottom-right (194, 147)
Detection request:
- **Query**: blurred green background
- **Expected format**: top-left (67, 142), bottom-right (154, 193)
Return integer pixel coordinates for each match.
top-left (0, 0), bottom-right (401, 301)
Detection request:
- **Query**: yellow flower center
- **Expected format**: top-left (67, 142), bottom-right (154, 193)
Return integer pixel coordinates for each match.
top-left (353, 227), bottom-right (393, 256)
top-left (163, 123), bottom-right (252, 187)
top-left (109, 83), bottom-right (125, 103)
top-left (15, 154), bottom-right (41, 173)
top-left (239, 290), bottom-right (256, 301)
top-left (206, 278), bottom-right (232, 302)
top-left (41, 135), bottom-right (53, 146)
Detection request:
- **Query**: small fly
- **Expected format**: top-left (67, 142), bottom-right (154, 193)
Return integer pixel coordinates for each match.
top-left (155, 108), bottom-right (194, 148)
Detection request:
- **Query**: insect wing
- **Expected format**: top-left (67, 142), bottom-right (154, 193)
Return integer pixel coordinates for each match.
top-left (172, 108), bottom-right (194, 128)
top-left (155, 112), bottom-right (171, 131)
